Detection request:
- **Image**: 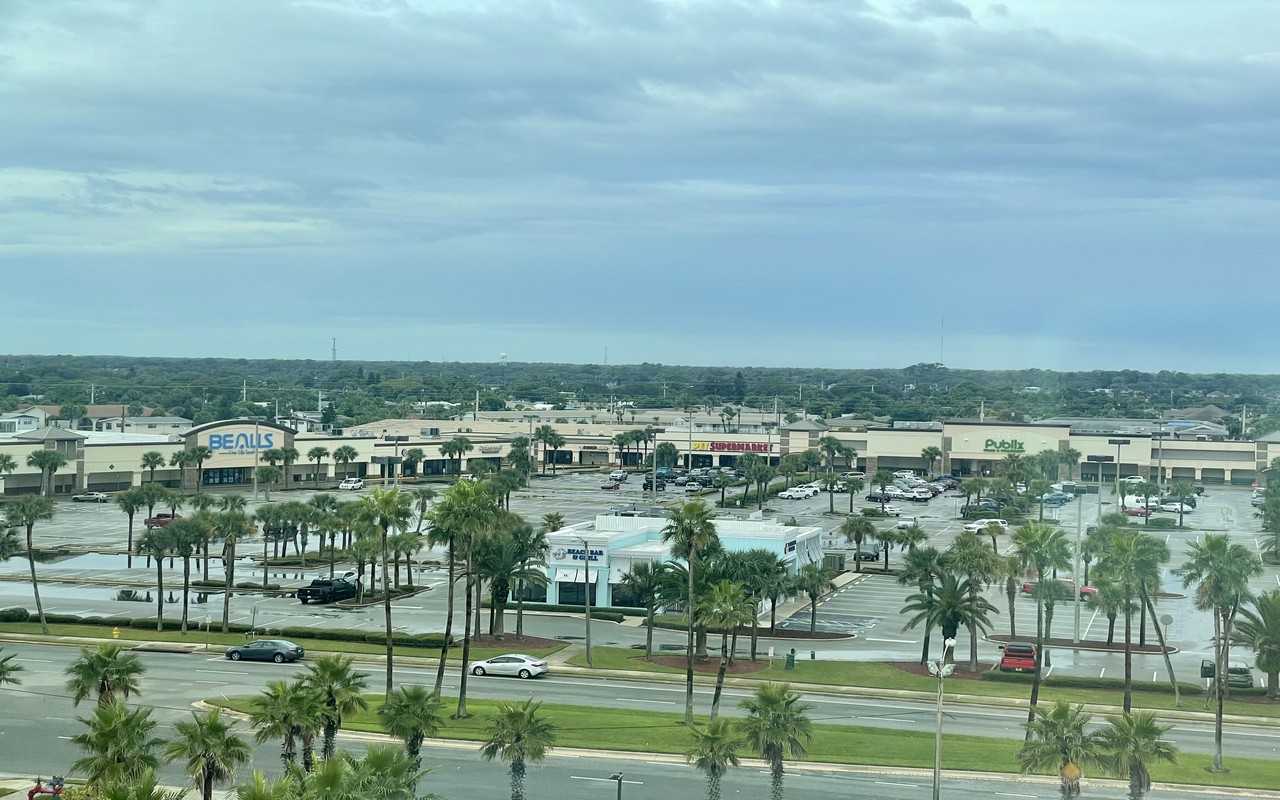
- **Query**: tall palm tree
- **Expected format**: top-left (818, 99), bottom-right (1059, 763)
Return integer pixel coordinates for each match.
top-left (164, 517), bottom-right (206, 633)
top-left (620, 560), bottom-right (670, 661)
top-left (7, 494), bottom-right (55, 633)
top-left (1234, 589), bottom-right (1280, 699)
top-left (1017, 700), bottom-right (1103, 800)
top-left (946, 531), bottom-right (1002, 672)
top-left (697, 580), bottom-right (754, 720)
top-left (1095, 530), bottom-right (1147, 712)
top-left (475, 521), bottom-right (547, 639)
top-left (479, 699), bottom-right (557, 800)
top-left (440, 436), bottom-right (473, 478)
top-left (379, 684), bottom-right (444, 774)
top-left (662, 500), bottom-right (722, 724)
top-left (839, 517), bottom-right (875, 572)
top-left (139, 451), bottom-right (166, 484)
top-left (1013, 522), bottom-right (1071, 726)
top-left (411, 487), bottom-right (437, 532)
top-left (0, 647), bottom-right (25, 687)
top-left (793, 563), bottom-right (836, 638)
top-left (278, 446), bottom-right (300, 491)
top-left (70, 700), bottom-right (165, 790)
top-left (739, 682), bottom-right (814, 800)
top-left (510, 518), bottom-right (548, 636)
top-left (1178, 534), bottom-right (1263, 771)
top-left (1096, 712), bottom-right (1178, 800)
top-left (332, 444), bottom-right (359, 479)
top-left (27, 448), bottom-right (68, 496)
top-left (357, 487), bottom-right (414, 699)
top-left (169, 449), bottom-right (195, 491)
top-left (307, 446), bottom-right (330, 488)
top-left (250, 679), bottom-right (324, 772)
top-left (115, 488), bottom-right (145, 568)
top-left (901, 572), bottom-right (995, 666)
top-left (215, 510), bottom-right (252, 633)
top-left (921, 445), bottom-right (943, 477)
top-left (135, 526), bottom-right (171, 631)
top-left (897, 546), bottom-right (946, 663)
top-left (188, 445), bottom-right (213, 488)
top-left (686, 718), bottom-right (744, 800)
top-left (65, 644), bottom-right (146, 707)
top-left (303, 654), bottom-right (370, 760)
top-left (163, 708), bottom-right (252, 800)
top-left (532, 424), bottom-right (555, 474)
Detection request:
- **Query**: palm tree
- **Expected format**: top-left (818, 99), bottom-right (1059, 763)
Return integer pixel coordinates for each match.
top-left (620, 560), bottom-right (669, 661)
top-left (164, 517), bottom-right (206, 633)
top-left (793, 563), bottom-right (836, 637)
top-left (164, 708), bottom-right (252, 800)
top-left (135, 526), bottom-right (171, 631)
top-left (475, 521), bottom-right (547, 639)
top-left (739, 682), bottom-right (814, 800)
top-left (357, 487), bottom-right (414, 699)
top-left (479, 699), bottom-right (557, 800)
top-left (26, 448), bottom-right (68, 497)
top-left (411, 487), bottom-right (437, 532)
top-left (1095, 711), bottom-right (1178, 800)
top-left (839, 517), bottom-right (875, 572)
top-left (215, 510), bottom-right (252, 633)
top-left (1178, 534), bottom-right (1263, 771)
top-left (379, 684), bottom-right (444, 774)
top-left (303, 654), bottom-right (370, 760)
top-left (662, 500), bottom-right (722, 724)
top-left (871, 469), bottom-right (894, 511)
top-left (278, 446), bottom-right (300, 491)
top-left (440, 436), bottom-right (473, 478)
top-left (169, 449), bottom-right (195, 491)
top-left (901, 572), bottom-right (995, 667)
top-left (7, 494), bottom-right (55, 633)
top-left (844, 476), bottom-right (864, 515)
top-left (1234, 589), bottom-right (1280, 699)
top-left (115, 488), bottom-right (145, 568)
top-left (256, 465), bottom-right (282, 501)
top-left (1017, 700), bottom-right (1103, 800)
top-left (250, 679), bottom-right (324, 772)
top-left (65, 644), bottom-right (146, 707)
top-left (307, 446), bottom-right (330, 487)
top-left (697, 580), bottom-right (754, 720)
top-left (897, 545), bottom-right (945, 663)
top-left (921, 445), bottom-right (943, 477)
top-left (140, 451), bottom-right (167, 484)
top-left (532, 424), bottom-right (555, 473)
top-left (686, 717), bottom-right (744, 800)
top-left (70, 700), bottom-right (165, 790)
top-left (1013, 522), bottom-right (1071, 726)
top-left (99, 767), bottom-right (182, 800)
top-left (1060, 447), bottom-right (1082, 481)
top-left (0, 648), bottom-right (25, 687)
top-left (188, 445), bottom-right (213, 488)
top-left (1095, 530), bottom-right (1147, 712)
top-left (946, 531), bottom-right (1002, 672)
top-left (333, 444), bottom-right (359, 479)
top-left (544, 431), bottom-right (566, 474)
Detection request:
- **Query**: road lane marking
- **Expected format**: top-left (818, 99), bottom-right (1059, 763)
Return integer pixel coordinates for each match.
top-left (615, 698), bottom-right (674, 705)
top-left (995, 793), bottom-right (1036, 798)
top-left (874, 781), bottom-right (918, 788)
top-left (197, 669), bottom-right (248, 676)
top-left (864, 637), bottom-right (915, 644)
top-left (15, 658), bottom-right (54, 663)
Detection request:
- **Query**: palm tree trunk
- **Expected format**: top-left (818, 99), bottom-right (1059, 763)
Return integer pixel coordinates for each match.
top-left (710, 630), bottom-right (729, 721)
top-left (770, 761), bottom-right (784, 800)
top-left (1007, 582), bottom-right (1017, 636)
top-left (750, 611), bottom-right (760, 662)
top-left (222, 539), bottom-right (235, 634)
top-left (434, 539), bottom-right (455, 694)
top-left (1026, 570), bottom-right (1046, 737)
top-left (770, 597), bottom-right (778, 635)
top-left (455, 564), bottom-right (474, 719)
top-left (920, 625), bottom-right (932, 665)
top-left (26, 526), bottom-right (48, 635)
top-left (644, 602), bottom-right (655, 661)
top-left (1123, 587), bottom-right (1134, 713)
top-left (1210, 611), bottom-right (1225, 771)
top-left (262, 535), bottom-right (269, 592)
top-left (685, 560), bottom-right (696, 725)
top-left (181, 555), bottom-right (191, 634)
top-left (809, 597), bottom-right (818, 636)
top-left (329, 534), bottom-right (337, 579)
top-left (155, 559), bottom-right (165, 632)
top-left (516, 580), bottom-right (525, 636)
top-left (708, 770), bottom-right (722, 800)
top-left (1142, 590), bottom-right (1180, 706)
top-left (202, 771), bottom-right (214, 800)
top-left (127, 517), bottom-right (135, 568)
top-left (511, 758), bottom-right (526, 800)
top-left (381, 524), bottom-right (394, 699)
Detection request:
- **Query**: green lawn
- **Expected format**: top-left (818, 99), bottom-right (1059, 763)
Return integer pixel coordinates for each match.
top-left (210, 694), bottom-right (1280, 791)
top-left (0, 622), bottom-right (565, 662)
top-left (570, 647), bottom-right (1280, 718)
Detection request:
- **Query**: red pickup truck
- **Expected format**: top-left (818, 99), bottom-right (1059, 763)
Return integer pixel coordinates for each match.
top-left (144, 513), bottom-right (181, 528)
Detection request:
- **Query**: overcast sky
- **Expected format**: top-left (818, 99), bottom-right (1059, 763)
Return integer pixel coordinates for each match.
top-left (3, 0), bottom-right (1278, 373)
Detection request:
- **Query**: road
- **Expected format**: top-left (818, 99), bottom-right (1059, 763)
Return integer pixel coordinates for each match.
top-left (2, 639), bottom-right (1278, 785)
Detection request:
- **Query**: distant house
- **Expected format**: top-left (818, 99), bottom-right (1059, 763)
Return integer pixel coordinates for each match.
top-left (15, 404), bottom-right (157, 432)
top-left (97, 416), bottom-right (193, 434)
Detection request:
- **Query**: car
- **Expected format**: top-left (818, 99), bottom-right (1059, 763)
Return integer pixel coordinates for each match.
top-left (297, 577), bottom-right (359, 604)
top-left (470, 653), bottom-right (549, 679)
top-left (1039, 492), bottom-right (1073, 504)
top-left (600, 480), bottom-right (621, 490)
top-left (1159, 502), bottom-right (1191, 514)
top-left (608, 470), bottom-right (628, 481)
top-left (1120, 476), bottom-right (1146, 485)
top-left (673, 475), bottom-right (691, 485)
top-left (880, 504), bottom-right (903, 517)
top-left (895, 516), bottom-right (918, 529)
top-left (999, 642), bottom-right (1037, 672)
top-left (1160, 494), bottom-right (1195, 508)
top-left (654, 467), bottom-right (675, 479)
top-left (963, 518), bottom-right (1009, 532)
top-left (71, 492), bottom-right (110, 503)
top-left (907, 489), bottom-right (932, 502)
top-left (1021, 578), bottom-right (1097, 600)
top-left (144, 512), bottom-right (181, 528)
top-left (642, 477), bottom-right (666, 491)
top-left (1201, 660), bottom-right (1255, 688)
top-left (1123, 506), bottom-right (1151, 517)
top-left (778, 488), bottom-right (805, 499)
top-left (683, 481), bottom-right (702, 493)
top-left (842, 471), bottom-right (866, 480)
top-left (853, 543), bottom-right (881, 561)
top-left (338, 478), bottom-right (364, 490)
top-left (225, 639), bottom-right (305, 663)
top-left (828, 482), bottom-right (849, 493)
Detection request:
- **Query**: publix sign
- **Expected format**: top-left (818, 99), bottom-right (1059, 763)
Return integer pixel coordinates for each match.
top-left (207, 431), bottom-right (275, 455)
top-left (984, 438), bottom-right (1025, 453)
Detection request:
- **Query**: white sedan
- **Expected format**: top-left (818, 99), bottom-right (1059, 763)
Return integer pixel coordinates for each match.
top-left (470, 654), bottom-right (549, 679)
top-left (963, 518), bottom-right (1010, 532)
top-left (881, 504), bottom-right (903, 517)
top-left (1159, 502), bottom-right (1191, 514)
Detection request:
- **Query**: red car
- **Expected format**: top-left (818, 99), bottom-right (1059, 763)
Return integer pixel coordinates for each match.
top-left (1123, 506), bottom-right (1151, 517)
top-left (999, 642), bottom-right (1037, 672)
top-left (144, 513), bottom-right (181, 528)
top-left (1021, 578), bottom-right (1097, 600)
top-left (600, 480), bottom-right (621, 490)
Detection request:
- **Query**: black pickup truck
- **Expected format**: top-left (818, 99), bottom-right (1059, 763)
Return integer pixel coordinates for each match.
top-left (297, 578), bottom-right (358, 604)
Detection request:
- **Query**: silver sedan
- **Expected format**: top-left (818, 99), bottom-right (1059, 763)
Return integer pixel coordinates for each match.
top-left (470, 654), bottom-right (549, 679)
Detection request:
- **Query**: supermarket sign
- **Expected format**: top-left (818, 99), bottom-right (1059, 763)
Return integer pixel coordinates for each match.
top-left (692, 441), bottom-right (772, 453)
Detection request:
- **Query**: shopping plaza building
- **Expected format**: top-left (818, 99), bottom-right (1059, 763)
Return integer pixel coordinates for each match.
top-left (0, 406), bottom-right (1272, 497)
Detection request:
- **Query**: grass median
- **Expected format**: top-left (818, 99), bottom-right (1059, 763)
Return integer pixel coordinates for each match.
top-left (569, 646), bottom-right (1280, 718)
top-left (0, 622), bottom-right (565, 663)
top-left (209, 693), bottom-right (1280, 791)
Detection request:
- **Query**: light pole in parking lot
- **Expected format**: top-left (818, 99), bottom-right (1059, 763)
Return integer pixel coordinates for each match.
top-left (1081, 455), bottom-right (1114, 642)
top-left (1107, 438), bottom-right (1130, 497)
top-left (577, 535), bottom-right (593, 667)
top-left (928, 637), bottom-right (957, 800)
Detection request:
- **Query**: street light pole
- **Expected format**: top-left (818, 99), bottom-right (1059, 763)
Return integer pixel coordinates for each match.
top-left (927, 637), bottom-right (957, 800)
top-left (608, 772), bottom-right (623, 800)
top-left (1079, 455), bottom-right (1114, 642)
top-left (578, 535), bottom-right (593, 667)
top-left (252, 417), bottom-right (262, 501)
top-left (1108, 438), bottom-right (1130, 497)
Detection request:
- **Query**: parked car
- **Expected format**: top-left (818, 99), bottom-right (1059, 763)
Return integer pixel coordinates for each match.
top-left (642, 477), bottom-right (666, 491)
top-left (1039, 492), bottom-right (1073, 504)
top-left (778, 487), bottom-right (806, 500)
top-left (338, 478), bottom-right (364, 490)
top-left (673, 475), bottom-right (691, 485)
top-left (71, 492), bottom-right (111, 503)
top-left (1123, 506), bottom-right (1151, 517)
top-left (880, 504), bottom-right (903, 517)
top-left (1021, 578), bottom-right (1097, 600)
top-left (297, 577), bottom-right (359, 604)
top-left (144, 512), bottom-right (180, 528)
top-left (907, 489), bottom-right (932, 502)
top-left (600, 480), bottom-right (621, 490)
top-left (853, 543), bottom-right (881, 561)
top-left (963, 518), bottom-right (1009, 532)
top-left (470, 653), bottom-right (549, 679)
top-left (682, 481), bottom-right (702, 493)
top-left (895, 516), bottom-right (918, 529)
top-left (1160, 494), bottom-right (1196, 509)
top-left (1120, 476), bottom-right (1146, 485)
top-left (999, 642), bottom-right (1037, 673)
top-left (1159, 502), bottom-right (1191, 514)
top-left (608, 470), bottom-right (628, 481)
top-left (225, 639), bottom-right (305, 663)
top-left (654, 467), bottom-right (675, 479)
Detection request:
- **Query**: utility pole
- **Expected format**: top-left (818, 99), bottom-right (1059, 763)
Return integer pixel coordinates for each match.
top-left (331, 337), bottom-right (337, 362)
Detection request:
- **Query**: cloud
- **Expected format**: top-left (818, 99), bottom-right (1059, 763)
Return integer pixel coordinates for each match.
top-left (902, 0), bottom-right (974, 21)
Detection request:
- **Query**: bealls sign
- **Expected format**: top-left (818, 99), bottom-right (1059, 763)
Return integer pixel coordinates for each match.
top-left (984, 438), bottom-right (1025, 453)
top-left (208, 431), bottom-right (274, 455)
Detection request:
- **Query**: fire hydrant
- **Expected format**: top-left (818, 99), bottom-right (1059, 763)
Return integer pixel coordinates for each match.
top-left (112, 626), bottom-right (120, 640)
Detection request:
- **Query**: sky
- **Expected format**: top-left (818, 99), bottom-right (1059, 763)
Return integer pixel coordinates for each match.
top-left (3, 0), bottom-right (1280, 373)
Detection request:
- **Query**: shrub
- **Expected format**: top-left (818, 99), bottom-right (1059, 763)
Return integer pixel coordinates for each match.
top-left (234, 582), bottom-right (282, 591)
top-left (482, 600), bottom-right (643, 619)
top-left (982, 670), bottom-right (1206, 695)
top-left (1144, 518), bottom-right (1178, 530)
top-left (0, 607), bottom-right (29, 622)
top-left (862, 508), bottom-right (887, 518)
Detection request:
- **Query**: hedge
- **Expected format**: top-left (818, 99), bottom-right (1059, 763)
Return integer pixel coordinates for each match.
top-left (1144, 518), bottom-right (1178, 530)
top-left (0, 607), bottom-right (30, 622)
top-left (482, 600), bottom-right (642, 620)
